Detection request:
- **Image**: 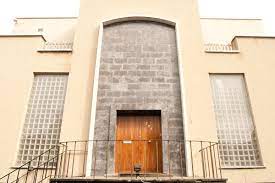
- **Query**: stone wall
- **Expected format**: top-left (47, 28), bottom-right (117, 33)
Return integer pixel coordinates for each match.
top-left (92, 21), bottom-right (185, 176)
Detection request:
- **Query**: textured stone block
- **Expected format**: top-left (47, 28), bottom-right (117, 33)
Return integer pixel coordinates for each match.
top-left (152, 77), bottom-right (165, 83)
top-left (128, 84), bottom-right (140, 90)
top-left (114, 58), bottom-right (127, 64)
top-left (127, 58), bottom-right (141, 63)
top-left (137, 65), bottom-right (150, 70)
top-left (106, 91), bottom-right (121, 97)
top-left (94, 21), bottom-right (185, 176)
top-left (113, 70), bottom-right (127, 76)
top-left (110, 65), bottom-right (122, 70)
top-left (122, 64), bottom-right (137, 70)
top-left (139, 77), bottom-right (151, 82)
top-left (142, 71), bottom-right (156, 77)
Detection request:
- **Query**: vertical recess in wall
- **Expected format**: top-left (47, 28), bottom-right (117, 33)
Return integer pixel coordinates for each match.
top-left (92, 20), bottom-right (185, 176)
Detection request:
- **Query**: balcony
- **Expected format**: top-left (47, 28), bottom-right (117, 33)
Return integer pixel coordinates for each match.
top-left (204, 43), bottom-right (239, 53)
top-left (37, 42), bottom-right (73, 52)
top-left (0, 140), bottom-right (226, 183)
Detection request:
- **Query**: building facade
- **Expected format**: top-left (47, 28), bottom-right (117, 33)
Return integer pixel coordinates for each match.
top-left (0, 0), bottom-right (275, 182)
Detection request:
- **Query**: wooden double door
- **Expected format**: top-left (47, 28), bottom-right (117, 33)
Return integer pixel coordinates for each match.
top-left (115, 113), bottom-right (163, 174)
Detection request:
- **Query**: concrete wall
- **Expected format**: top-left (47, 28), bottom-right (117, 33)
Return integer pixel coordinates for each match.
top-left (200, 18), bottom-right (264, 44)
top-left (0, 36), bottom-right (71, 176)
top-left (201, 37), bottom-right (275, 182)
top-left (13, 18), bottom-right (77, 42)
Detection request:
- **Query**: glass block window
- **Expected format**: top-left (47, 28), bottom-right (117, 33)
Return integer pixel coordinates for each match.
top-left (17, 74), bottom-right (68, 166)
top-left (210, 74), bottom-right (262, 167)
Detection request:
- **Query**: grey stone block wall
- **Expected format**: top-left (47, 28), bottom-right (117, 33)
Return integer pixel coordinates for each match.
top-left (92, 21), bottom-right (185, 176)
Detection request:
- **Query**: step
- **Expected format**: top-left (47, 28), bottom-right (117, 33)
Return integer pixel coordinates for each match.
top-left (50, 177), bottom-right (227, 183)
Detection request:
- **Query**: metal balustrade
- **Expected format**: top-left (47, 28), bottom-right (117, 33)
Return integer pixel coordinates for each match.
top-left (38, 42), bottom-right (73, 52)
top-left (205, 43), bottom-right (238, 52)
top-left (0, 140), bottom-right (224, 183)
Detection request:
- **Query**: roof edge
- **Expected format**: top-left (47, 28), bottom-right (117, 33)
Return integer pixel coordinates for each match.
top-left (232, 35), bottom-right (275, 42)
top-left (200, 17), bottom-right (262, 21)
top-left (0, 34), bottom-right (46, 41)
top-left (15, 16), bottom-right (78, 20)
top-left (14, 16), bottom-right (261, 21)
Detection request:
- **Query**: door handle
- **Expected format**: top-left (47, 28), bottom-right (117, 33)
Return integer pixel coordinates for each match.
top-left (123, 140), bottom-right (132, 144)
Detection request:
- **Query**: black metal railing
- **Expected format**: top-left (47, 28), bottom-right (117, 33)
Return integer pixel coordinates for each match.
top-left (0, 143), bottom-right (65, 183)
top-left (0, 140), bottom-right (223, 183)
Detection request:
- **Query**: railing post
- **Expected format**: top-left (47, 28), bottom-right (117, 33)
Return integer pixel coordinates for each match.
top-left (33, 155), bottom-right (41, 183)
top-left (168, 140), bottom-right (171, 180)
top-left (71, 141), bottom-right (77, 177)
top-left (105, 140), bottom-right (109, 179)
top-left (93, 140), bottom-right (98, 179)
top-left (82, 141), bottom-right (88, 177)
top-left (200, 141), bottom-right (206, 178)
top-left (41, 160), bottom-right (46, 181)
top-left (189, 141), bottom-right (194, 178)
top-left (131, 140), bottom-right (133, 181)
top-left (216, 143), bottom-right (223, 179)
top-left (213, 144), bottom-right (218, 178)
top-left (43, 149), bottom-right (51, 180)
top-left (209, 142), bottom-right (215, 178)
top-left (15, 167), bottom-right (20, 183)
top-left (54, 145), bottom-right (61, 178)
top-left (144, 140), bottom-right (147, 181)
top-left (179, 141), bottom-right (184, 178)
top-left (62, 142), bottom-right (68, 177)
top-left (156, 140), bottom-right (159, 180)
top-left (24, 162), bottom-right (31, 183)
top-left (57, 147), bottom-right (64, 178)
top-left (6, 174), bottom-right (10, 183)
top-left (66, 150), bottom-right (71, 177)
top-left (118, 140), bottom-right (121, 179)
top-left (50, 156), bottom-right (55, 178)
top-left (206, 146), bottom-right (210, 178)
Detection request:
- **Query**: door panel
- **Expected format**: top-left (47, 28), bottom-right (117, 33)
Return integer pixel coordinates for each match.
top-left (115, 114), bottom-right (162, 174)
top-left (142, 116), bottom-right (162, 173)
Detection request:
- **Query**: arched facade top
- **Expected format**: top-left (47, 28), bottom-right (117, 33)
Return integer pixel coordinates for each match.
top-left (102, 16), bottom-right (176, 27)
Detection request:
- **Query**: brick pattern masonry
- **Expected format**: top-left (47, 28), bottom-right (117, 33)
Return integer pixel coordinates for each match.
top-left (93, 21), bottom-right (185, 175)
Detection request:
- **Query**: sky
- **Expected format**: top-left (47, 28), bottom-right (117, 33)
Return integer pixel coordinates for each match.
top-left (0, 0), bottom-right (275, 34)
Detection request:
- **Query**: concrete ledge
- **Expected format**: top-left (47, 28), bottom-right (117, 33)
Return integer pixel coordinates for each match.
top-left (221, 166), bottom-right (266, 170)
top-left (37, 49), bottom-right (73, 53)
top-left (15, 16), bottom-right (78, 19)
top-left (205, 50), bottom-right (240, 54)
top-left (0, 34), bottom-right (46, 41)
top-left (233, 35), bottom-right (275, 41)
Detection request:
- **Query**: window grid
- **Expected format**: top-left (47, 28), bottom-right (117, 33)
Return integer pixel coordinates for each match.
top-left (210, 74), bottom-right (262, 167)
top-left (17, 74), bottom-right (68, 167)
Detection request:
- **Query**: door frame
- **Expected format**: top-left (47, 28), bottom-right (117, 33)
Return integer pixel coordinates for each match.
top-left (106, 105), bottom-right (169, 175)
top-left (114, 110), bottom-right (163, 174)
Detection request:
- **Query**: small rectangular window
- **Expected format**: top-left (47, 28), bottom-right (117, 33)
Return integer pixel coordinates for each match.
top-left (210, 74), bottom-right (262, 167)
top-left (17, 74), bottom-right (68, 167)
